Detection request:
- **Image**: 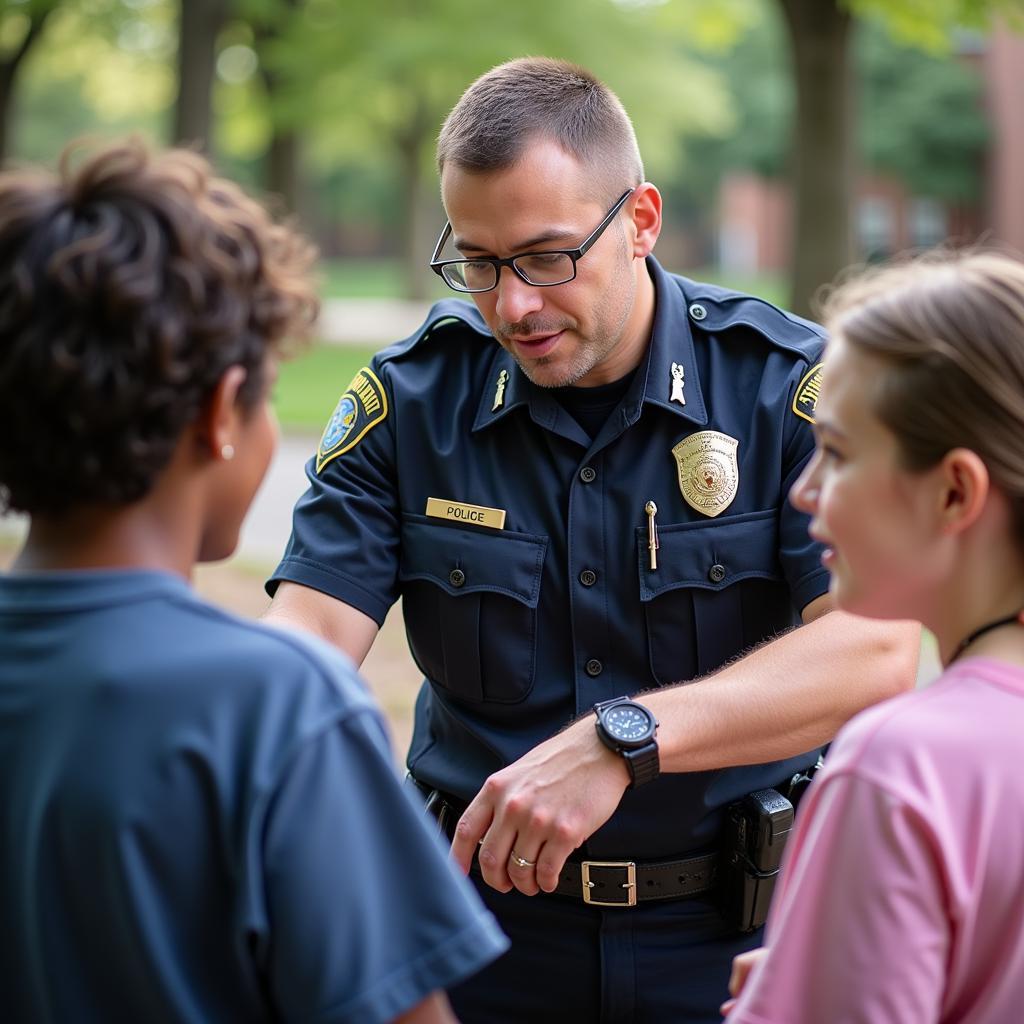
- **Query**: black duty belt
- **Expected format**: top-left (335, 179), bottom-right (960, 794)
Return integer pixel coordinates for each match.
top-left (551, 852), bottom-right (718, 907)
top-left (415, 779), bottom-right (719, 908)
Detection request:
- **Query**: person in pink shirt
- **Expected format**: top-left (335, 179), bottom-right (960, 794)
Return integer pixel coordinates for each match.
top-left (723, 251), bottom-right (1024, 1024)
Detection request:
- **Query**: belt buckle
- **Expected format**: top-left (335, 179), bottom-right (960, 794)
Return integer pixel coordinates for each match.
top-left (581, 860), bottom-right (637, 907)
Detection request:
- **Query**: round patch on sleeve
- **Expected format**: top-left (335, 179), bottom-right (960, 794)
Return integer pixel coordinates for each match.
top-left (792, 362), bottom-right (823, 424)
top-left (316, 367), bottom-right (388, 473)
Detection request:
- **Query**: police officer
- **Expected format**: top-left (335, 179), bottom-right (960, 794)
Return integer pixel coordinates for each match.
top-left (265, 58), bottom-right (918, 1024)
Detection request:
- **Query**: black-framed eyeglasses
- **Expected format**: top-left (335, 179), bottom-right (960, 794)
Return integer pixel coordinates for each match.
top-left (429, 188), bottom-right (635, 294)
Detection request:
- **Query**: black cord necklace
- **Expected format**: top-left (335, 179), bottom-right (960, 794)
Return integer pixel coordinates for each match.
top-left (950, 610), bottom-right (1024, 663)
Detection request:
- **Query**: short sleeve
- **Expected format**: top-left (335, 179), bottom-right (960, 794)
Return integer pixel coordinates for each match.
top-left (778, 358), bottom-right (829, 613)
top-left (267, 363), bottom-right (401, 625)
top-left (727, 771), bottom-right (948, 1024)
top-left (258, 709), bottom-right (508, 1024)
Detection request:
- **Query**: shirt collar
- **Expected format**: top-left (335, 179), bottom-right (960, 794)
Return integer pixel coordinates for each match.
top-left (472, 254), bottom-right (708, 433)
top-left (630, 255), bottom-right (707, 427)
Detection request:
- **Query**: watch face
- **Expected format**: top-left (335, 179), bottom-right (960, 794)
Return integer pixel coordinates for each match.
top-left (604, 704), bottom-right (654, 743)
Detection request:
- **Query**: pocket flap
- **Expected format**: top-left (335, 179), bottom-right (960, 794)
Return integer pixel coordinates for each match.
top-left (637, 509), bottom-right (782, 601)
top-left (400, 515), bottom-right (548, 606)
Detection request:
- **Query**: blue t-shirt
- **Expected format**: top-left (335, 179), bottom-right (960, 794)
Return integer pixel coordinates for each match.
top-left (269, 256), bottom-right (830, 859)
top-left (0, 569), bottom-right (507, 1023)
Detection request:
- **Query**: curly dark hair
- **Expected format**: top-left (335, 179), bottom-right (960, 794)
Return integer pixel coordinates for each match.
top-left (0, 137), bottom-right (318, 516)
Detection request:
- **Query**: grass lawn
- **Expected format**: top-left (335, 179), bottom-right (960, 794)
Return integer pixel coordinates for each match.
top-left (275, 344), bottom-right (378, 432)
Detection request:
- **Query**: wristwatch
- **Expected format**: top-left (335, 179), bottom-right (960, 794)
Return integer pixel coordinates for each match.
top-left (593, 697), bottom-right (660, 787)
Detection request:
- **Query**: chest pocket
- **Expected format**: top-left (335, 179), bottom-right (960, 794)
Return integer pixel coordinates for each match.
top-left (399, 515), bottom-right (548, 704)
top-left (636, 509), bottom-right (797, 684)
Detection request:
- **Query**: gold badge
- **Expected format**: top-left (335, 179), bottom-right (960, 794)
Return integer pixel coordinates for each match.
top-left (792, 362), bottom-right (823, 424)
top-left (672, 431), bottom-right (740, 518)
top-left (425, 497), bottom-right (506, 530)
top-left (316, 367), bottom-right (388, 473)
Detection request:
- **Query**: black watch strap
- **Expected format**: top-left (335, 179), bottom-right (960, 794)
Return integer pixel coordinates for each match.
top-left (623, 743), bottom-right (660, 787)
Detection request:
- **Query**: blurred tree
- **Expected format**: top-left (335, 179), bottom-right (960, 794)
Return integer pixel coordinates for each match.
top-left (3, 0), bottom-right (170, 166)
top-left (777, 0), bottom-right (1019, 316)
top-left (860, 21), bottom-right (988, 205)
top-left (266, 0), bottom-right (745, 299)
top-left (684, 8), bottom-right (988, 264)
top-left (0, 0), bottom-right (58, 163)
top-left (173, 0), bottom-right (231, 149)
top-left (251, 0), bottom-right (302, 211)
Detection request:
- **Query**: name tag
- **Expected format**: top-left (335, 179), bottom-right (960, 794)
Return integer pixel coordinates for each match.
top-left (425, 497), bottom-right (506, 530)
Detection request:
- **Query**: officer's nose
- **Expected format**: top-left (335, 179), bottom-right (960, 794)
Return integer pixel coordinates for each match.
top-left (494, 265), bottom-right (544, 325)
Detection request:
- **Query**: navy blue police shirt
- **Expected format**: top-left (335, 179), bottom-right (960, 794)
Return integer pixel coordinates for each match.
top-left (269, 256), bottom-right (830, 860)
top-left (0, 569), bottom-right (507, 1023)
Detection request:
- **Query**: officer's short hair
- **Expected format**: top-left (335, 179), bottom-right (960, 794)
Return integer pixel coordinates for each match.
top-left (437, 57), bottom-right (644, 203)
top-left (0, 137), bottom-right (318, 517)
top-left (824, 250), bottom-right (1024, 544)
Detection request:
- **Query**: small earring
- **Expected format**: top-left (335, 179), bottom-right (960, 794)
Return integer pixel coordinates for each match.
top-left (221, 444), bottom-right (235, 461)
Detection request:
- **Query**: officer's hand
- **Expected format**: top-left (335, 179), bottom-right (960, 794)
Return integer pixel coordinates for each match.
top-left (719, 946), bottom-right (768, 1017)
top-left (450, 718), bottom-right (630, 896)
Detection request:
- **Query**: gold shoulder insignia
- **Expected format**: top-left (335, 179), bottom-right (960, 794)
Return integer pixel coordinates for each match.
top-left (792, 362), bottom-right (823, 424)
top-left (316, 367), bottom-right (388, 473)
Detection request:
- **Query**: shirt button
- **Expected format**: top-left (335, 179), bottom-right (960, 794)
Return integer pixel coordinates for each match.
top-left (579, 569), bottom-right (598, 587)
top-left (585, 658), bottom-right (603, 677)
top-left (689, 302), bottom-right (708, 321)
top-left (580, 466), bottom-right (597, 483)
top-left (449, 568), bottom-right (466, 588)
top-left (708, 563), bottom-right (726, 583)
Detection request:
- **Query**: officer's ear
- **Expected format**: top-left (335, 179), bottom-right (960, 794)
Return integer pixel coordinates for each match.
top-left (628, 183), bottom-right (661, 259)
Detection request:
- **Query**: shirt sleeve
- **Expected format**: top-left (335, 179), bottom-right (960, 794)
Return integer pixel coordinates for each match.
top-left (778, 357), bottom-right (830, 613)
top-left (259, 708), bottom-right (509, 1024)
top-left (727, 771), bottom-right (949, 1024)
top-left (267, 361), bottom-right (401, 626)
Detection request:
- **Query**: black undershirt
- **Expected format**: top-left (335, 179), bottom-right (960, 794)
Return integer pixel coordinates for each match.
top-left (551, 368), bottom-right (638, 439)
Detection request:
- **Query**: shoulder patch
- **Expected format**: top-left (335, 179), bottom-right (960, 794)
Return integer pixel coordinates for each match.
top-left (316, 367), bottom-right (388, 473)
top-left (792, 362), bottom-right (823, 424)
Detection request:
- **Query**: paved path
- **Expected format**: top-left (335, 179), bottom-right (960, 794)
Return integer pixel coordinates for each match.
top-left (238, 433), bottom-right (318, 566)
top-left (319, 298), bottom-right (437, 345)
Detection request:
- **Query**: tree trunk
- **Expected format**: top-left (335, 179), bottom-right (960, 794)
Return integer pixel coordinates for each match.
top-left (0, 6), bottom-right (53, 166)
top-left (172, 0), bottom-right (230, 151)
top-left (266, 130), bottom-right (303, 216)
top-left (396, 103), bottom-right (435, 302)
top-left (256, 0), bottom-right (304, 216)
top-left (777, 0), bottom-right (855, 317)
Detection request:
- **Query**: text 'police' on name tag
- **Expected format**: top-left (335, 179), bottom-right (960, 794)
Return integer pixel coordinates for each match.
top-left (425, 498), bottom-right (507, 530)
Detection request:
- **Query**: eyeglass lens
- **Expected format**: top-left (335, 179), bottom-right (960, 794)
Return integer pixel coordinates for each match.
top-left (442, 252), bottom-right (575, 292)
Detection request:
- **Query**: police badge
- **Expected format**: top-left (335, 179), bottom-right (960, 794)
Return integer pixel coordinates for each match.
top-left (671, 431), bottom-right (740, 518)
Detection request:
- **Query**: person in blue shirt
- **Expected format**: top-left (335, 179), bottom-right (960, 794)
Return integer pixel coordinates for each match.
top-left (0, 138), bottom-right (506, 1024)
top-left (264, 58), bottom-right (919, 1023)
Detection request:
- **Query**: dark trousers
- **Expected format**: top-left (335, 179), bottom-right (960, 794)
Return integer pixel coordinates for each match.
top-left (448, 877), bottom-right (763, 1024)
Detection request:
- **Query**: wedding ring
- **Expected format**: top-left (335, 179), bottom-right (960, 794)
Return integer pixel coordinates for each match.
top-left (509, 850), bottom-right (536, 869)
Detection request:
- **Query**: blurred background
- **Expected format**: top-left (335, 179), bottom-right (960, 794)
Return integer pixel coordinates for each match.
top-left (2, 0), bottom-right (1010, 730)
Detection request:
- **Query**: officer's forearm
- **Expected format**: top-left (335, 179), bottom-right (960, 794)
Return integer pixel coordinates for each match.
top-left (641, 611), bottom-right (919, 773)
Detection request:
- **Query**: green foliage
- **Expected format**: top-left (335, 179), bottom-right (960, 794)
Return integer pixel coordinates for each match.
top-left (10, 0), bottom-right (174, 162)
top-left (859, 19), bottom-right (988, 202)
top-left (677, 0), bottom-right (991, 207)
top-left (848, 0), bottom-right (1024, 52)
top-left (260, 0), bottom-right (739, 184)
